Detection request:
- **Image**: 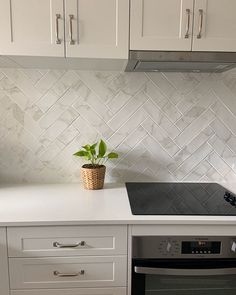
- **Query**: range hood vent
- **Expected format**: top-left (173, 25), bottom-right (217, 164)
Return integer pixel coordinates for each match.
top-left (125, 51), bottom-right (236, 73)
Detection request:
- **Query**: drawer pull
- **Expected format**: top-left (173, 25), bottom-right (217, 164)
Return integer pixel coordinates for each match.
top-left (55, 14), bottom-right (61, 44)
top-left (53, 270), bottom-right (85, 277)
top-left (53, 241), bottom-right (86, 248)
top-left (197, 9), bottom-right (204, 39)
top-left (69, 14), bottom-right (75, 45)
top-left (185, 9), bottom-right (191, 39)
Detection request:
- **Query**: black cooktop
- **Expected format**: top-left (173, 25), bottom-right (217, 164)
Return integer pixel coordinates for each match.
top-left (126, 182), bottom-right (236, 215)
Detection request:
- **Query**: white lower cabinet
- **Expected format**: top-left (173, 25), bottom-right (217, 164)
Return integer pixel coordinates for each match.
top-left (0, 227), bottom-right (9, 295)
top-left (8, 225), bottom-right (127, 295)
top-left (9, 256), bottom-right (127, 289)
top-left (10, 288), bottom-right (126, 295)
top-left (7, 225), bottom-right (127, 257)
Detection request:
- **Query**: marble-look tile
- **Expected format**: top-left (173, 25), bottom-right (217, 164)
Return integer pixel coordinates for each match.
top-left (208, 135), bottom-right (236, 172)
top-left (168, 127), bottom-right (214, 173)
top-left (0, 69), bottom-right (236, 183)
top-left (176, 90), bottom-right (216, 131)
top-left (172, 143), bottom-right (213, 180)
top-left (211, 100), bottom-right (236, 135)
top-left (175, 109), bottom-right (215, 148)
top-left (20, 69), bottom-right (43, 85)
top-left (36, 90), bottom-right (60, 113)
top-left (76, 71), bottom-right (120, 103)
top-left (141, 117), bottom-right (180, 157)
top-left (108, 90), bottom-right (147, 131)
top-left (0, 76), bottom-right (34, 111)
top-left (143, 99), bottom-right (180, 139)
top-left (146, 72), bottom-right (179, 104)
top-left (35, 70), bottom-right (65, 94)
top-left (52, 70), bottom-right (80, 97)
top-left (213, 81), bottom-right (236, 117)
top-left (206, 152), bottom-right (231, 177)
top-left (2, 68), bottom-right (42, 101)
top-left (184, 160), bottom-right (212, 182)
top-left (74, 104), bottom-right (113, 139)
top-left (39, 108), bottom-right (79, 145)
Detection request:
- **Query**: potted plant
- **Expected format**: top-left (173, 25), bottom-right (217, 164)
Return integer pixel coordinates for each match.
top-left (73, 139), bottom-right (118, 190)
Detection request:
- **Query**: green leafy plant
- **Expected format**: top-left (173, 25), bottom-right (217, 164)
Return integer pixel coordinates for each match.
top-left (73, 139), bottom-right (118, 168)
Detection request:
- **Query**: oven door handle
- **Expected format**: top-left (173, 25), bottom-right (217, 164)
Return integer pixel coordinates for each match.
top-left (134, 266), bottom-right (236, 276)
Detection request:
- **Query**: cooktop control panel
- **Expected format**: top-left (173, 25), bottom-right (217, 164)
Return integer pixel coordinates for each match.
top-left (132, 236), bottom-right (236, 259)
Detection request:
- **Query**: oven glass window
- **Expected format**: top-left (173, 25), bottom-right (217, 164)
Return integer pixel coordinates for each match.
top-left (145, 274), bottom-right (236, 295)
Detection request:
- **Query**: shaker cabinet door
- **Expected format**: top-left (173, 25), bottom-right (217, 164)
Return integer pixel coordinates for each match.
top-left (130, 0), bottom-right (194, 51)
top-left (65, 0), bottom-right (129, 59)
top-left (0, 0), bottom-right (64, 56)
top-left (192, 0), bottom-right (236, 52)
top-left (0, 228), bottom-right (9, 295)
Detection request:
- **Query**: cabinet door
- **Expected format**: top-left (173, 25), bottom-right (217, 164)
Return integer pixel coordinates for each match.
top-left (193, 0), bottom-right (236, 51)
top-left (0, 228), bottom-right (9, 295)
top-left (0, 0), bottom-right (64, 56)
top-left (65, 0), bottom-right (129, 59)
top-left (130, 0), bottom-right (194, 51)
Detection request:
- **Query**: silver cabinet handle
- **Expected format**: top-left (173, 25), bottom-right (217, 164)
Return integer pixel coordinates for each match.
top-left (55, 14), bottom-right (61, 44)
top-left (53, 270), bottom-right (85, 277)
top-left (197, 9), bottom-right (204, 39)
top-left (135, 266), bottom-right (236, 276)
top-left (185, 9), bottom-right (191, 39)
top-left (53, 241), bottom-right (86, 248)
top-left (69, 14), bottom-right (75, 45)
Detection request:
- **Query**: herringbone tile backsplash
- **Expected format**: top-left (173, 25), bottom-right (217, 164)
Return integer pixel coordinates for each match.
top-left (0, 68), bottom-right (236, 184)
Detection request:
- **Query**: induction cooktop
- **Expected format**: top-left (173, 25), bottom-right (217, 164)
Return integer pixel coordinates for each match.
top-left (126, 182), bottom-right (236, 215)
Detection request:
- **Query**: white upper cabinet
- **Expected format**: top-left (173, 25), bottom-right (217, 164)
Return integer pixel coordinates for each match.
top-left (0, 0), bottom-right (65, 56)
top-left (0, 0), bottom-right (129, 59)
top-left (130, 0), bottom-right (194, 51)
top-left (65, 0), bottom-right (129, 59)
top-left (192, 0), bottom-right (236, 52)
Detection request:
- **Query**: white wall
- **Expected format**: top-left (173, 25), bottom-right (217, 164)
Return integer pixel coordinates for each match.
top-left (0, 68), bottom-right (236, 184)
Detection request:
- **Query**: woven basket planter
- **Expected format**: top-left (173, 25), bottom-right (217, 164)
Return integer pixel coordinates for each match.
top-left (81, 165), bottom-right (106, 190)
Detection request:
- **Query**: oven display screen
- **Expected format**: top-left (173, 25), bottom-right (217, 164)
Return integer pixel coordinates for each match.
top-left (182, 241), bottom-right (221, 254)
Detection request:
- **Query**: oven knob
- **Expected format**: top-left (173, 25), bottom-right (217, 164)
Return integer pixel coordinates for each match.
top-left (166, 242), bottom-right (172, 253)
top-left (231, 241), bottom-right (236, 252)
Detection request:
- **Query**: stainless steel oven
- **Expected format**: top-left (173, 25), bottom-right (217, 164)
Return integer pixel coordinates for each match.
top-left (132, 236), bottom-right (236, 295)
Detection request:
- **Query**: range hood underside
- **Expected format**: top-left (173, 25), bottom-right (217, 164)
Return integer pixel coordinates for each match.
top-left (125, 51), bottom-right (236, 73)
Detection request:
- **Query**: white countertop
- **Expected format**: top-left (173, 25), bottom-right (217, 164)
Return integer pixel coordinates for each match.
top-left (1, 183), bottom-right (236, 226)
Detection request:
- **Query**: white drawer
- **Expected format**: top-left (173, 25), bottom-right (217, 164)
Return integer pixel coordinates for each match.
top-left (9, 256), bottom-right (127, 289)
top-left (8, 226), bottom-right (127, 257)
top-left (11, 288), bottom-right (126, 295)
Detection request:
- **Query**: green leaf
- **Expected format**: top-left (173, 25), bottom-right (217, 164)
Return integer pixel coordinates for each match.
top-left (107, 152), bottom-right (118, 159)
top-left (98, 140), bottom-right (107, 157)
top-left (90, 143), bottom-right (97, 156)
top-left (90, 142), bottom-right (98, 149)
top-left (73, 150), bottom-right (88, 157)
top-left (82, 144), bottom-right (91, 151)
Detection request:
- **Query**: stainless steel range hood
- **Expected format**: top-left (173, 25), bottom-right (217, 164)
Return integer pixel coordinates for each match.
top-left (125, 51), bottom-right (236, 73)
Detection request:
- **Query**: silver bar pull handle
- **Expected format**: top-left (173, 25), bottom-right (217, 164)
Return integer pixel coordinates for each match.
top-left (55, 14), bottom-right (61, 44)
top-left (53, 241), bottom-right (86, 248)
top-left (197, 9), bottom-right (204, 39)
top-left (135, 266), bottom-right (236, 276)
top-left (69, 14), bottom-right (75, 45)
top-left (185, 9), bottom-right (191, 39)
top-left (53, 270), bottom-right (85, 277)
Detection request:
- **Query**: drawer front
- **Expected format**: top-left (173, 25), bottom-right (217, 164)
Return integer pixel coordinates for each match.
top-left (11, 288), bottom-right (126, 295)
top-left (8, 226), bottom-right (127, 257)
top-left (9, 256), bottom-right (127, 289)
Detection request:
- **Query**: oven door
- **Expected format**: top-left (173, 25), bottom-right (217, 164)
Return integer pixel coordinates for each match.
top-left (132, 259), bottom-right (236, 295)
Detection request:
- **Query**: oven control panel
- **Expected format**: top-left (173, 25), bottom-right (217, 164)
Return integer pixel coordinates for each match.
top-left (132, 236), bottom-right (236, 259)
top-left (157, 239), bottom-right (180, 256)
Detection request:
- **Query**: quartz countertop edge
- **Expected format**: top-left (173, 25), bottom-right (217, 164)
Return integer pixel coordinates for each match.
top-left (1, 183), bottom-right (236, 226)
